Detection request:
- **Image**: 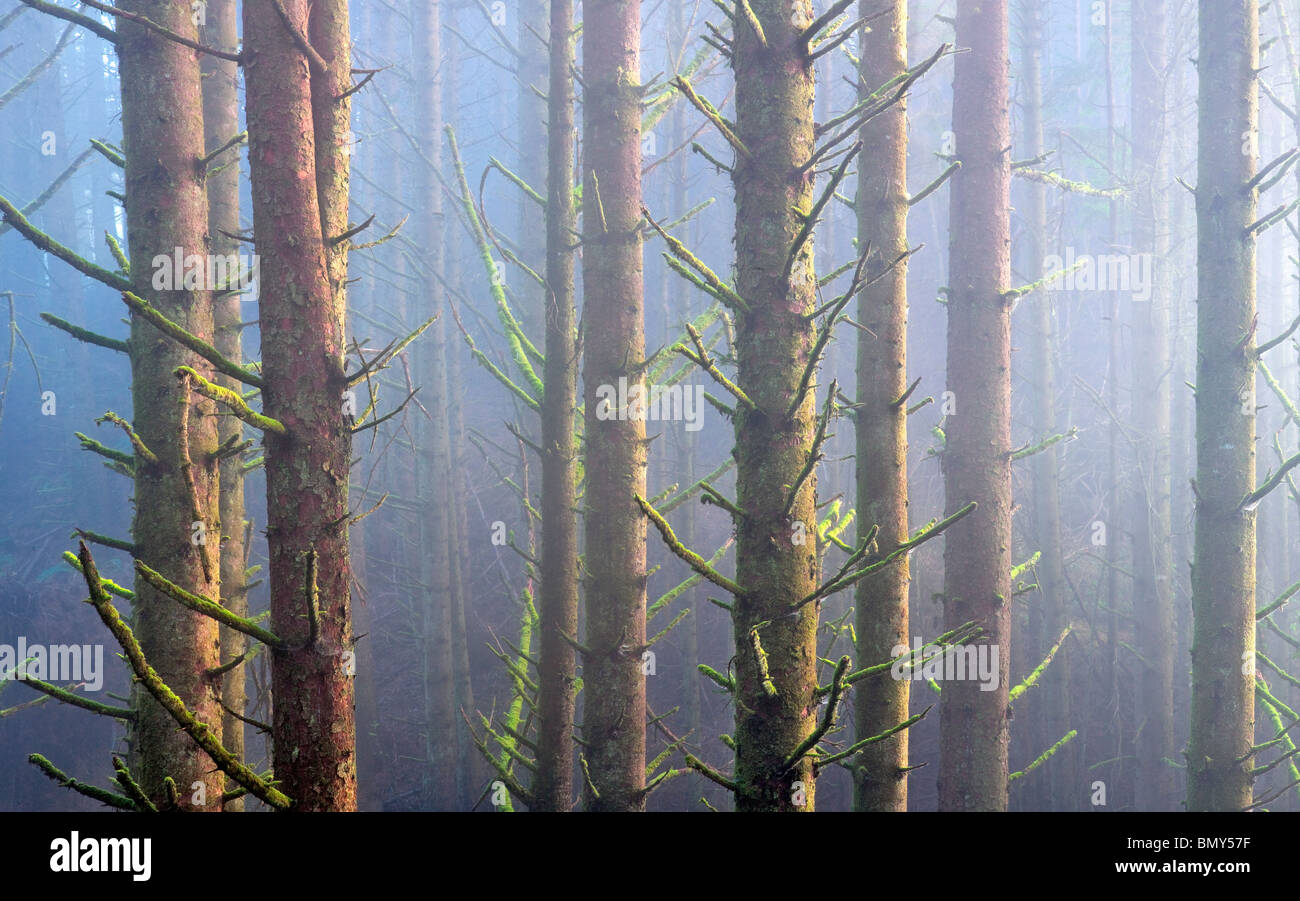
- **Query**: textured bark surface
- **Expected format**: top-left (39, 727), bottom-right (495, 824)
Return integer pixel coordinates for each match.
top-left (730, 0), bottom-right (820, 813)
top-left (1188, 0), bottom-right (1257, 813)
top-left (853, 0), bottom-right (910, 813)
top-left (532, 0), bottom-right (579, 812)
top-left (119, 0), bottom-right (223, 810)
top-left (939, 0), bottom-right (1012, 812)
top-left (200, 0), bottom-right (247, 812)
top-left (243, 0), bottom-right (356, 811)
top-left (582, 0), bottom-right (647, 812)
top-left (1130, 0), bottom-right (1176, 812)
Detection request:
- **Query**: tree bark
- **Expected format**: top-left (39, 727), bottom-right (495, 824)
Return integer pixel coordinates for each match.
top-left (939, 0), bottom-right (1012, 812)
top-left (729, 0), bottom-right (820, 812)
top-left (853, 0), bottom-right (910, 814)
top-left (1187, 0), bottom-right (1257, 813)
top-left (119, 0), bottom-right (223, 810)
top-left (200, 0), bottom-right (247, 812)
top-left (243, 0), bottom-right (356, 811)
top-left (532, 0), bottom-right (579, 812)
top-left (582, 0), bottom-right (647, 812)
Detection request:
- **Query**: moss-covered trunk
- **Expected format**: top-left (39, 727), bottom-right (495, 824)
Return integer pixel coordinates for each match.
top-left (119, 0), bottom-right (223, 809)
top-left (853, 0), bottom-right (910, 813)
top-left (533, 0), bottom-right (579, 812)
top-left (582, 0), bottom-right (647, 812)
top-left (1130, 0), bottom-right (1176, 812)
top-left (243, 0), bottom-right (356, 811)
top-left (939, 0), bottom-right (1012, 812)
top-left (199, 0), bottom-right (247, 812)
top-left (1187, 0), bottom-right (1257, 813)
top-left (729, 0), bottom-right (820, 813)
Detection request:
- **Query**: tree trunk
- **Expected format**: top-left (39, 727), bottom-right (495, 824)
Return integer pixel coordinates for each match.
top-left (939, 0), bottom-right (1012, 812)
top-left (1187, 0), bottom-right (1257, 813)
top-left (582, 0), bottom-right (647, 812)
top-left (1130, 0), bottom-right (1176, 812)
top-left (119, 0), bottom-right (223, 810)
top-left (412, 0), bottom-right (458, 811)
top-left (533, 0), bottom-right (579, 812)
top-left (243, 0), bottom-right (356, 811)
top-left (730, 0), bottom-right (820, 812)
top-left (853, 0), bottom-right (910, 814)
top-left (518, 0), bottom-right (549, 340)
top-left (200, 0), bottom-right (247, 812)
top-left (1018, 0), bottom-right (1071, 811)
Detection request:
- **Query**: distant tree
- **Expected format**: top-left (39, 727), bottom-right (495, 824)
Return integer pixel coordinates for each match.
top-left (412, 0), bottom-right (459, 810)
top-left (1130, 0), bottom-right (1176, 811)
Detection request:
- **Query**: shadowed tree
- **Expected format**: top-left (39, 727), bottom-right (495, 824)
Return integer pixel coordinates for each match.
top-left (1, 0), bottom-right (226, 810)
top-left (199, 0), bottom-right (249, 812)
top-left (1187, 0), bottom-right (1257, 813)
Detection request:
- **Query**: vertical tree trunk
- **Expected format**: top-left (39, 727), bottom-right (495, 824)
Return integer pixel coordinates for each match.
top-left (1019, 0), bottom-right (1071, 811)
top-left (939, 0), bottom-right (1012, 812)
top-left (582, 0), bottom-right (647, 812)
top-left (1187, 0), bottom-right (1257, 813)
top-left (729, 0), bottom-right (820, 813)
top-left (533, 0), bottom-right (579, 812)
top-left (119, 0), bottom-right (223, 809)
top-left (518, 0), bottom-right (549, 340)
top-left (200, 0), bottom-right (247, 812)
top-left (1130, 0), bottom-right (1176, 812)
top-left (412, 0), bottom-right (458, 811)
top-left (444, 0), bottom-right (481, 810)
top-left (853, 0), bottom-right (910, 814)
top-left (243, 0), bottom-right (356, 811)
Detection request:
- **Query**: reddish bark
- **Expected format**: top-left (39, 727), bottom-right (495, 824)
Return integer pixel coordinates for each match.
top-left (243, 0), bottom-right (356, 811)
top-left (118, 0), bottom-right (223, 809)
